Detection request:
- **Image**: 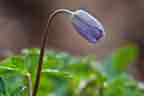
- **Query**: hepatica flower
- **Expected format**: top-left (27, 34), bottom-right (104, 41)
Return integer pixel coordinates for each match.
top-left (33, 9), bottom-right (105, 96)
top-left (71, 10), bottom-right (105, 43)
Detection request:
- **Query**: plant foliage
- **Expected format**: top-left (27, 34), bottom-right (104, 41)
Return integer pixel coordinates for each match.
top-left (0, 44), bottom-right (143, 96)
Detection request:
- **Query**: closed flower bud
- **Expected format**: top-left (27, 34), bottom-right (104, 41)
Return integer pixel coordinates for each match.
top-left (71, 10), bottom-right (105, 43)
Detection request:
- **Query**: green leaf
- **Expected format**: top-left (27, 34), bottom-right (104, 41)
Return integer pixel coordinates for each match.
top-left (0, 77), bottom-right (6, 95)
top-left (0, 74), bottom-right (27, 96)
top-left (112, 44), bottom-right (138, 72)
top-left (103, 44), bottom-right (139, 76)
top-left (42, 69), bottom-right (72, 79)
top-left (0, 56), bottom-right (27, 76)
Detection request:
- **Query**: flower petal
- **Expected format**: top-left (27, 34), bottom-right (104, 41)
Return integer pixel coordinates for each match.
top-left (72, 10), bottom-right (105, 43)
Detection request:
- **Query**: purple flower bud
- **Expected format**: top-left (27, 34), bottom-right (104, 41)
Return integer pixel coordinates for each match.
top-left (71, 10), bottom-right (105, 43)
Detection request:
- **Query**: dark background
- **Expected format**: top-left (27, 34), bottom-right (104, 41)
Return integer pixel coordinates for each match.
top-left (0, 0), bottom-right (144, 79)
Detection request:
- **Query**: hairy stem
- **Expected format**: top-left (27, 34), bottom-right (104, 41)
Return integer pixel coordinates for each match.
top-left (32, 9), bottom-right (73, 96)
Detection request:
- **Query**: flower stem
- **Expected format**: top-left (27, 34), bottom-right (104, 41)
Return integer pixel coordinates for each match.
top-left (26, 73), bottom-right (33, 96)
top-left (32, 9), bottom-right (73, 96)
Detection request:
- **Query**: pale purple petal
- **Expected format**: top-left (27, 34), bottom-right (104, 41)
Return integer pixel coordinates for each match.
top-left (72, 10), bottom-right (105, 43)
